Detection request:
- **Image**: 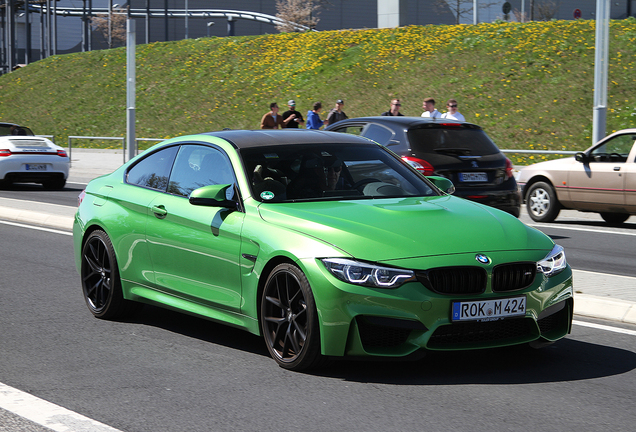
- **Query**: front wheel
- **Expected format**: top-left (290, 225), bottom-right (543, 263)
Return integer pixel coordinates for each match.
top-left (260, 263), bottom-right (324, 371)
top-left (81, 230), bottom-right (137, 319)
top-left (526, 181), bottom-right (561, 222)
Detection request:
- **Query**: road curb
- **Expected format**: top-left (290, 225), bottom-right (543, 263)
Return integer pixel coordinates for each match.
top-left (574, 294), bottom-right (636, 325)
top-left (0, 207), bottom-right (73, 231)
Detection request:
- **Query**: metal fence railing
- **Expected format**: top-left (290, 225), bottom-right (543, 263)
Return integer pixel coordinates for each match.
top-left (67, 136), bottom-right (164, 165)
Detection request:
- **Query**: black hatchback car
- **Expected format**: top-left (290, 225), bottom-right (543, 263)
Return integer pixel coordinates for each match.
top-left (327, 116), bottom-right (520, 217)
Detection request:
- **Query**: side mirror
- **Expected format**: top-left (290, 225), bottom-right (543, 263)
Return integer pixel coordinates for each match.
top-left (189, 184), bottom-right (237, 208)
top-left (427, 176), bottom-right (455, 195)
top-left (575, 152), bottom-right (589, 163)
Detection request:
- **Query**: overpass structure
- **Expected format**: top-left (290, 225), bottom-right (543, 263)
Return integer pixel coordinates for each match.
top-left (1, 2), bottom-right (311, 74)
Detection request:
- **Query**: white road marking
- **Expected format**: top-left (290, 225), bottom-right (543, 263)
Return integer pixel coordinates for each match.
top-left (573, 319), bottom-right (636, 336)
top-left (527, 222), bottom-right (636, 237)
top-left (0, 219), bottom-right (72, 235)
top-left (0, 382), bottom-right (123, 432)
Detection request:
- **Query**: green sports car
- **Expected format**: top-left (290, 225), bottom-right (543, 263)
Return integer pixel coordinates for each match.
top-left (73, 130), bottom-right (573, 370)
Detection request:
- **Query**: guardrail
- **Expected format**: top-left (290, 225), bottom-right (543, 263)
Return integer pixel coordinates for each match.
top-left (67, 136), bottom-right (164, 165)
top-left (501, 149), bottom-right (577, 156)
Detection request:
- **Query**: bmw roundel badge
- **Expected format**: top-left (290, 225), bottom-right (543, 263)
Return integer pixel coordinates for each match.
top-left (475, 254), bottom-right (491, 265)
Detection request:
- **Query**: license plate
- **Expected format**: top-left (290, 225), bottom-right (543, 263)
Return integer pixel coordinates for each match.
top-left (459, 172), bottom-right (487, 182)
top-left (25, 164), bottom-right (47, 171)
top-left (452, 296), bottom-right (526, 322)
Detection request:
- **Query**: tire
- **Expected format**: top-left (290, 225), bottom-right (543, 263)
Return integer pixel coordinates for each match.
top-left (526, 181), bottom-right (561, 223)
top-left (42, 178), bottom-right (66, 190)
top-left (81, 230), bottom-right (137, 320)
top-left (260, 263), bottom-right (324, 371)
top-left (600, 212), bottom-right (629, 225)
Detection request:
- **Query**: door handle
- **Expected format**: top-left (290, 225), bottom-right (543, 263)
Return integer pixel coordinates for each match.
top-left (613, 166), bottom-right (621, 171)
top-left (151, 205), bottom-right (168, 218)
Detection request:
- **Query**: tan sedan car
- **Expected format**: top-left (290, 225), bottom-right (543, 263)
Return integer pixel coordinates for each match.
top-left (518, 129), bottom-right (636, 224)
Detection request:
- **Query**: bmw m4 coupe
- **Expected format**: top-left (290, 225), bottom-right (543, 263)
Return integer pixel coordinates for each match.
top-left (74, 130), bottom-right (573, 370)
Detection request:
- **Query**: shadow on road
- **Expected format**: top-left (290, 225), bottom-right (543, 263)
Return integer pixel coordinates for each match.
top-left (319, 338), bottom-right (636, 384)
top-left (123, 305), bottom-right (636, 384)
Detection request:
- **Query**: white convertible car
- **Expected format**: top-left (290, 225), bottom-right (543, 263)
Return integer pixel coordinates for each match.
top-left (0, 122), bottom-right (69, 189)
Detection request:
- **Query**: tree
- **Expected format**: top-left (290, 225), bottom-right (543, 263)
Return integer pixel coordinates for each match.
top-left (275, 0), bottom-right (321, 32)
top-left (90, 7), bottom-right (128, 48)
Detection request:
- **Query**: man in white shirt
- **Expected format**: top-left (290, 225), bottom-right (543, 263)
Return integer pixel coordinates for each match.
top-left (441, 99), bottom-right (466, 121)
top-left (421, 97), bottom-right (441, 118)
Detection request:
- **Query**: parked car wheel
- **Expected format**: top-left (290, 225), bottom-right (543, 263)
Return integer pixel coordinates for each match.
top-left (600, 212), bottom-right (630, 225)
top-left (81, 230), bottom-right (137, 319)
top-left (526, 181), bottom-right (561, 222)
top-left (260, 263), bottom-right (324, 371)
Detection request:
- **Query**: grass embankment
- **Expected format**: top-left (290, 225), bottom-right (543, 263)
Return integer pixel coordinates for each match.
top-left (1, 19), bottom-right (635, 164)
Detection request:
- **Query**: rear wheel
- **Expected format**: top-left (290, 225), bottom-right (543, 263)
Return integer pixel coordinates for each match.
top-left (526, 181), bottom-right (561, 222)
top-left (260, 263), bottom-right (324, 371)
top-left (600, 212), bottom-right (629, 225)
top-left (42, 177), bottom-right (66, 190)
top-left (81, 230), bottom-right (137, 319)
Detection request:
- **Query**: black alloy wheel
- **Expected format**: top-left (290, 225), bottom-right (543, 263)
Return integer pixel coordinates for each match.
top-left (260, 263), bottom-right (323, 371)
top-left (81, 230), bottom-right (135, 319)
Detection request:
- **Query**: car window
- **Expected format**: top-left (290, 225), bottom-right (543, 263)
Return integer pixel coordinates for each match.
top-left (0, 125), bottom-right (34, 136)
top-left (126, 145), bottom-right (179, 191)
top-left (407, 126), bottom-right (500, 156)
top-left (240, 142), bottom-right (437, 202)
top-left (362, 124), bottom-right (395, 146)
top-left (167, 145), bottom-right (236, 197)
top-left (591, 134), bottom-right (636, 163)
top-left (331, 125), bottom-right (364, 135)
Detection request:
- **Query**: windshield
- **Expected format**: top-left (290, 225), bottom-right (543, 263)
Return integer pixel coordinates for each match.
top-left (407, 125), bottom-right (500, 156)
top-left (240, 143), bottom-right (438, 202)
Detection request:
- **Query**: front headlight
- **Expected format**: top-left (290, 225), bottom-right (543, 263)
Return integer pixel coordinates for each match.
top-left (321, 258), bottom-right (415, 289)
top-left (537, 245), bottom-right (567, 277)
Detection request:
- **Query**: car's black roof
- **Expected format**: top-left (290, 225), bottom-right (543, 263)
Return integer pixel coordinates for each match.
top-left (326, 116), bottom-right (480, 129)
top-left (202, 129), bottom-right (375, 149)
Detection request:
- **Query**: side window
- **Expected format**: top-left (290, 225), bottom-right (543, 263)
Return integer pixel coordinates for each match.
top-left (333, 125), bottom-right (364, 136)
top-left (591, 134), bottom-right (636, 163)
top-left (126, 145), bottom-right (179, 191)
top-left (363, 124), bottom-right (395, 146)
top-left (167, 145), bottom-right (236, 197)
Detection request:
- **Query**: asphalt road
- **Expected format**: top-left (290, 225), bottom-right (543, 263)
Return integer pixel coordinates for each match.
top-left (2, 222), bottom-right (636, 432)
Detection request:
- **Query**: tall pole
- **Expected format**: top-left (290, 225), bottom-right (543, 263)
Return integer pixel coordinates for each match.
top-left (593, 0), bottom-right (610, 145)
top-left (473, 0), bottom-right (478, 24)
top-left (126, 19), bottom-right (136, 162)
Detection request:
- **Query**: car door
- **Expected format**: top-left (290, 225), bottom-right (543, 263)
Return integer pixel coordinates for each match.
top-left (567, 133), bottom-right (635, 210)
top-left (145, 144), bottom-right (244, 312)
top-left (624, 138), bottom-right (636, 212)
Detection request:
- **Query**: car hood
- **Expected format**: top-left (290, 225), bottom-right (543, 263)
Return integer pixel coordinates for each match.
top-left (257, 195), bottom-right (551, 261)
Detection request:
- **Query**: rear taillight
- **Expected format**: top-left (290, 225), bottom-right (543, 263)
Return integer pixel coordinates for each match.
top-left (0, 149), bottom-right (11, 157)
top-left (402, 156), bottom-right (434, 176)
top-left (505, 157), bottom-right (514, 179)
top-left (57, 149), bottom-right (68, 157)
top-left (78, 189), bottom-right (86, 206)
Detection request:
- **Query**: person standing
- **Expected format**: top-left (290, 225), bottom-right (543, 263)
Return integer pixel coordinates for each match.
top-left (421, 97), bottom-right (441, 119)
top-left (441, 99), bottom-right (466, 121)
top-left (306, 102), bottom-right (328, 130)
top-left (260, 102), bottom-right (284, 129)
top-left (381, 99), bottom-right (404, 116)
top-left (326, 99), bottom-right (348, 125)
top-left (281, 100), bottom-right (305, 128)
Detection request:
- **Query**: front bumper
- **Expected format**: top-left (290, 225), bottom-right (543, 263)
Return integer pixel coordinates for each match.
top-left (300, 254), bottom-right (573, 358)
